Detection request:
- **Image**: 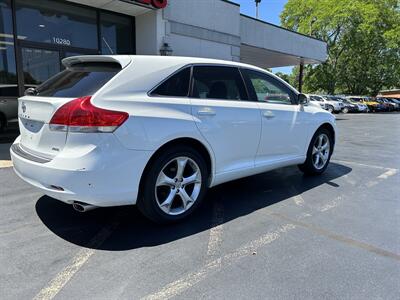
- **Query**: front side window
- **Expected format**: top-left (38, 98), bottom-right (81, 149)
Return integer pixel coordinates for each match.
top-left (192, 66), bottom-right (248, 100)
top-left (151, 67), bottom-right (191, 97)
top-left (242, 69), bottom-right (293, 104)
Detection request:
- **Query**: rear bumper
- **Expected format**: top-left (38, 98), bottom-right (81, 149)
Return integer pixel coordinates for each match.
top-left (10, 136), bottom-right (153, 207)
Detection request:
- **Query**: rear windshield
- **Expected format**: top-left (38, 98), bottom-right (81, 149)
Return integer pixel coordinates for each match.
top-left (35, 62), bottom-right (121, 97)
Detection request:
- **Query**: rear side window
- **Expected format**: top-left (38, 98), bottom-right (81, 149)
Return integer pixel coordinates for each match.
top-left (35, 62), bottom-right (121, 97)
top-left (151, 67), bottom-right (191, 97)
top-left (191, 66), bottom-right (248, 100)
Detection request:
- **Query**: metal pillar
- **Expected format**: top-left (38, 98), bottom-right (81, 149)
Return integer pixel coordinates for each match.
top-left (298, 62), bottom-right (304, 93)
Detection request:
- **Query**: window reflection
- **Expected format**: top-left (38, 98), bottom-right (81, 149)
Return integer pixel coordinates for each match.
top-left (21, 48), bottom-right (60, 85)
top-left (0, 0), bottom-right (17, 85)
top-left (100, 12), bottom-right (133, 54)
top-left (15, 0), bottom-right (98, 49)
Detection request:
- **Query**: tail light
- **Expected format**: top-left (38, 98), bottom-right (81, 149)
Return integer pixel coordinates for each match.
top-left (49, 96), bottom-right (128, 133)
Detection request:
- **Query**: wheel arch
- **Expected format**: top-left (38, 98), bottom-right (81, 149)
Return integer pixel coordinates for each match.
top-left (316, 122), bottom-right (336, 152)
top-left (137, 137), bottom-right (214, 200)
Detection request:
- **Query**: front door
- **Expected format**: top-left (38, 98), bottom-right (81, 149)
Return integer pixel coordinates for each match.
top-left (241, 69), bottom-right (309, 166)
top-left (189, 66), bottom-right (261, 175)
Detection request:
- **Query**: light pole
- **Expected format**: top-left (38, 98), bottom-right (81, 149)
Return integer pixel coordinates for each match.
top-left (255, 0), bottom-right (262, 19)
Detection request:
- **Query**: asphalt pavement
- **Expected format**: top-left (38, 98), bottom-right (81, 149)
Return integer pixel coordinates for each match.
top-left (0, 113), bottom-right (399, 299)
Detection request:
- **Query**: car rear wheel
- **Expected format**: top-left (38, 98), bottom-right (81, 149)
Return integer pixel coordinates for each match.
top-left (137, 146), bottom-right (208, 223)
top-left (298, 128), bottom-right (333, 175)
top-left (342, 107), bottom-right (349, 114)
top-left (327, 105), bottom-right (334, 113)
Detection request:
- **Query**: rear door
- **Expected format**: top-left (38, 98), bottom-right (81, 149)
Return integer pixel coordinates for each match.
top-left (17, 59), bottom-right (124, 159)
top-left (189, 66), bottom-right (261, 174)
top-left (241, 69), bottom-right (310, 165)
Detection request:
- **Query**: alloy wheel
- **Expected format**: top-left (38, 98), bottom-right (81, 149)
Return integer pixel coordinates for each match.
top-left (312, 133), bottom-right (330, 170)
top-left (155, 156), bottom-right (202, 215)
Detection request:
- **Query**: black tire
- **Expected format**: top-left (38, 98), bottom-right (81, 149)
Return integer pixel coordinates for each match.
top-left (327, 105), bottom-right (334, 113)
top-left (298, 128), bottom-right (333, 176)
top-left (137, 145), bottom-right (209, 224)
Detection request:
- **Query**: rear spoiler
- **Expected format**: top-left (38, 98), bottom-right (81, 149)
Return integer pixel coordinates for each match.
top-left (62, 55), bottom-right (132, 69)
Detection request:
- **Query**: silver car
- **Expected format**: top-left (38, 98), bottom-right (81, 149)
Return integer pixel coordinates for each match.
top-left (0, 84), bottom-right (36, 132)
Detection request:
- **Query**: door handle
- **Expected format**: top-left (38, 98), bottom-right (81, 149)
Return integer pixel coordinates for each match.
top-left (197, 107), bottom-right (216, 116)
top-left (263, 110), bottom-right (275, 119)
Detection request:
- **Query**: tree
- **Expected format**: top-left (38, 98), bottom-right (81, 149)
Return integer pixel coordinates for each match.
top-left (280, 0), bottom-right (400, 95)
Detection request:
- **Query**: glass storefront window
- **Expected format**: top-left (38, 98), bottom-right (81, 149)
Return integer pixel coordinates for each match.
top-left (100, 12), bottom-right (133, 54)
top-left (0, 0), bottom-right (17, 85)
top-left (15, 0), bottom-right (98, 50)
top-left (21, 47), bottom-right (60, 85)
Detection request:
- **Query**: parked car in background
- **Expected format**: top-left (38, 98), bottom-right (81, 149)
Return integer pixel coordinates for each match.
top-left (0, 84), bottom-right (36, 132)
top-left (0, 85), bottom-right (19, 132)
top-left (376, 97), bottom-right (397, 111)
top-left (386, 98), bottom-right (400, 111)
top-left (309, 94), bottom-right (341, 113)
top-left (339, 98), bottom-right (358, 113)
top-left (324, 95), bottom-right (346, 113)
top-left (347, 96), bottom-right (383, 112)
top-left (374, 97), bottom-right (396, 112)
top-left (343, 96), bottom-right (369, 113)
top-left (10, 55), bottom-right (336, 223)
top-left (308, 94), bottom-right (326, 110)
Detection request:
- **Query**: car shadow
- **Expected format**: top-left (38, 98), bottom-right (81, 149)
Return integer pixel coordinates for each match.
top-left (35, 162), bottom-right (351, 251)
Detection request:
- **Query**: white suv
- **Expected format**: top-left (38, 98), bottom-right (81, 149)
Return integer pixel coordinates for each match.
top-left (11, 56), bottom-right (336, 223)
top-left (309, 94), bottom-right (343, 113)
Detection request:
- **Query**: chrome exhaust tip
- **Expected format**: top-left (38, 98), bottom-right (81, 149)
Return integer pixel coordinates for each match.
top-left (72, 202), bottom-right (98, 213)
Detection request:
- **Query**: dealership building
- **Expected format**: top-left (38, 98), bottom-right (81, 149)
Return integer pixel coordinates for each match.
top-left (0, 0), bottom-right (327, 96)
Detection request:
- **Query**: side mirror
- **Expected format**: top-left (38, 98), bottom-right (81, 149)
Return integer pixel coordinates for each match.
top-left (24, 87), bottom-right (37, 96)
top-left (298, 93), bottom-right (309, 105)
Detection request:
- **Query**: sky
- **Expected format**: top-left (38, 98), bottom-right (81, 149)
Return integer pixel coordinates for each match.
top-left (232, 0), bottom-right (292, 74)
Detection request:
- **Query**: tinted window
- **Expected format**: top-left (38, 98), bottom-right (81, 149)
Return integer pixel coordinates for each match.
top-left (0, 85), bottom-right (18, 97)
top-left (152, 68), bottom-right (191, 97)
top-left (15, 0), bottom-right (98, 49)
top-left (0, 0), bottom-right (18, 85)
top-left (21, 47), bottom-right (60, 85)
top-left (192, 66), bottom-right (247, 100)
top-left (242, 69), bottom-right (293, 104)
top-left (100, 12), bottom-right (134, 55)
top-left (35, 62), bottom-right (121, 97)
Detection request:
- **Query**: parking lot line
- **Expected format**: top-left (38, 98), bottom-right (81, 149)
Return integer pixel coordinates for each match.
top-left (0, 160), bottom-right (13, 168)
top-left (141, 224), bottom-right (296, 300)
top-left (206, 201), bottom-right (224, 259)
top-left (33, 221), bottom-right (119, 300)
top-left (332, 159), bottom-right (397, 171)
top-left (271, 213), bottom-right (400, 262)
top-left (377, 169), bottom-right (398, 180)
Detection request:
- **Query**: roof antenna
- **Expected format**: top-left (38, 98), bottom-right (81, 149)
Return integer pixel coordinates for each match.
top-left (102, 37), bottom-right (114, 54)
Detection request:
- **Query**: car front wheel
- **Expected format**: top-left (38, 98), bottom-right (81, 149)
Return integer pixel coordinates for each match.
top-left (327, 106), bottom-right (334, 113)
top-left (298, 128), bottom-right (333, 175)
top-left (138, 146), bottom-right (208, 223)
